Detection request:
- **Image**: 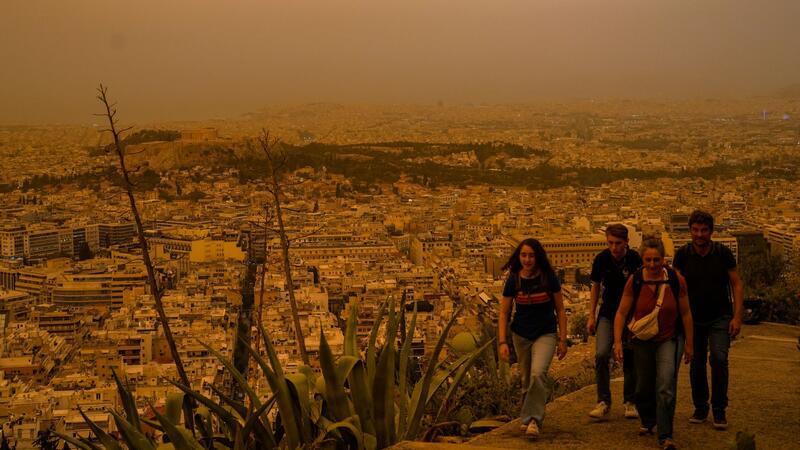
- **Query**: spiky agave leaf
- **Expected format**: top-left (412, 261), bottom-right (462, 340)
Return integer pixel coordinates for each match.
top-left (198, 341), bottom-right (262, 410)
top-left (255, 318), bottom-right (310, 445)
top-left (433, 339), bottom-right (496, 424)
top-left (343, 358), bottom-right (376, 438)
top-left (242, 335), bottom-right (304, 448)
top-left (315, 416), bottom-right (372, 450)
top-left (52, 430), bottom-right (99, 450)
top-left (240, 394), bottom-right (277, 443)
top-left (318, 327), bottom-right (354, 422)
top-left (344, 301), bottom-right (359, 357)
top-left (206, 382), bottom-right (248, 420)
top-left (403, 307), bottom-right (462, 440)
top-left (372, 298), bottom-right (399, 447)
top-left (77, 406), bottom-right (122, 450)
top-left (108, 409), bottom-right (157, 450)
top-left (148, 400), bottom-right (204, 450)
top-left (397, 301), bottom-right (418, 437)
top-left (366, 299), bottom-right (389, 388)
top-left (166, 380), bottom-right (245, 437)
top-left (111, 369), bottom-right (141, 431)
top-left (165, 392), bottom-right (185, 426)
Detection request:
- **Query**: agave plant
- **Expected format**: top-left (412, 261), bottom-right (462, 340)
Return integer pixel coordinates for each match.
top-left (57, 298), bottom-right (492, 449)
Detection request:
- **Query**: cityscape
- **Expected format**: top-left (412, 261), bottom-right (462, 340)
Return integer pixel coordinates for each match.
top-left (1, 2), bottom-right (799, 449)
top-left (1, 97), bottom-right (798, 448)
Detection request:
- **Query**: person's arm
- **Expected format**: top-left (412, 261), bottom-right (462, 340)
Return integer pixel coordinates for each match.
top-left (587, 282), bottom-right (600, 335)
top-left (498, 295), bottom-right (512, 361)
top-left (554, 291), bottom-right (568, 360)
top-left (678, 282), bottom-right (694, 364)
top-left (728, 268), bottom-right (744, 338)
top-left (613, 278), bottom-right (634, 362)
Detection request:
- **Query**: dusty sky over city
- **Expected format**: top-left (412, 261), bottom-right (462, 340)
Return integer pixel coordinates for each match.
top-left (2, 0), bottom-right (798, 124)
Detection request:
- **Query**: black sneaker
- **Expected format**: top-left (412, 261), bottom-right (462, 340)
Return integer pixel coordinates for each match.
top-left (688, 409), bottom-right (708, 424)
top-left (712, 410), bottom-right (728, 430)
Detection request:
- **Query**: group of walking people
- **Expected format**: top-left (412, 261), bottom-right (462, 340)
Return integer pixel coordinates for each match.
top-left (497, 210), bottom-right (744, 450)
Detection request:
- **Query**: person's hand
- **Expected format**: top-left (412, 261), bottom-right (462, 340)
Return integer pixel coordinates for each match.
top-left (729, 317), bottom-right (742, 338)
top-left (499, 342), bottom-right (510, 362)
top-left (557, 339), bottom-right (568, 360)
top-left (613, 342), bottom-right (624, 362)
top-left (586, 316), bottom-right (596, 336)
top-left (683, 344), bottom-right (693, 364)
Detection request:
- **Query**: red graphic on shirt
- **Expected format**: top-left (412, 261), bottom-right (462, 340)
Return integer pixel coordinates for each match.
top-left (514, 291), bottom-right (551, 305)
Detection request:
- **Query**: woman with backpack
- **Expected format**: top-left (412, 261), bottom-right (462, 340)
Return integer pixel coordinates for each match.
top-left (613, 238), bottom-right (694, 450)
top-left (498, 238), bottom-right (568, 438)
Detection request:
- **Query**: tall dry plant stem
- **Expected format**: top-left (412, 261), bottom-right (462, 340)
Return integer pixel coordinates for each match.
top-left (96, 83), bottom-right (195, 431)
top-left (257, 130), bottom-right (310, 365)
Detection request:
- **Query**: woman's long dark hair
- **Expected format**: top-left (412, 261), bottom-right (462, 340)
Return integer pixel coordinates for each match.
top-left (501, 238), bottom-right (554, 276)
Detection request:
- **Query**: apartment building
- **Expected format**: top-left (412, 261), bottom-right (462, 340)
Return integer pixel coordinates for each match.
top-left (538, 235), bottom-right (607, 269)
top-left (32, 307), bottom-right (86, 343)
top-left (763, 224), bottom-right (800, 266)
top-left (0, 225), bottom-right (25, 259)
top-left (291, 234), bottom-right (398, 264)
top-left (53, 269), bottom-right (148, 307)
top-left (24, 227), bottom-right (60, 260)
top-left (0, 289), bottom-right (32, 322)
top-left (15, 267), bottom-right (59, 301)
top-left (410, 233), bottom-right (453, 265)
top-left (98, 222), bottom-right (136, 248)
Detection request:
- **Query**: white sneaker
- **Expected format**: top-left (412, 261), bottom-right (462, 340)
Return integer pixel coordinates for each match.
top-left (624, 402), bottom-right (639, 419)
top-left (588, 401), bottom-right (610, 419)
top-left (525, 420), bottom-right (540, 437)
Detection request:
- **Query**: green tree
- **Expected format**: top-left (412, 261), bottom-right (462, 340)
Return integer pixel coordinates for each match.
top-left (740, 251), bottom-right (784, 295)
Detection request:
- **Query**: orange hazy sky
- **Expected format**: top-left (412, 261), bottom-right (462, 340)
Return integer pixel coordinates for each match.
top-left (1, 0), bottom-right (798, 123)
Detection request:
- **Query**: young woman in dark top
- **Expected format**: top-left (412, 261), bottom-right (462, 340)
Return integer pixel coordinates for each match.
top-left (498, 238), bottom-right (568, 438)
top-left (614, 238), bottom-right (694, 450)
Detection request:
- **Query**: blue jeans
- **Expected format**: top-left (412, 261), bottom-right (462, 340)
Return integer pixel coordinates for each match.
top-left (690, 315), bottom-right (731, 414)
top-left (595, 316), bottom-right (636, 405)
top-left (632, 338), bottom-right (682, 442)
top-left (512, 332), bottom-right (557, 426)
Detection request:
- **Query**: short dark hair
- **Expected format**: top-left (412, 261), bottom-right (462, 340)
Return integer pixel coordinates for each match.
top-left (639, 238), bottom-right (666, 257)
top-left (688, 210), bottom-right (714, 232)
top-left (605, 224), bottom-right (629, 240)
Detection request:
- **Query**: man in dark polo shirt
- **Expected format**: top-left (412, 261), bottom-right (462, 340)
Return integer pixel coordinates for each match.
top-left (587, 224), bottom-right (643, 420)
top-left (673, 210), bottom-right (744, 430)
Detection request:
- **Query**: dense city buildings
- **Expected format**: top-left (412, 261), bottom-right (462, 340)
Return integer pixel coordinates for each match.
top-left (0, 99), bottom-right (797, 447)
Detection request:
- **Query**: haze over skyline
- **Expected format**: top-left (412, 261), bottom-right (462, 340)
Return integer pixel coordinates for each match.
top-left (2, 0), bottom-right (799, 124)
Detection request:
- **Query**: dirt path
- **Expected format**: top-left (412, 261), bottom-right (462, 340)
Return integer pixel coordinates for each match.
top-left (394, 322), bottom-right (800, 449)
